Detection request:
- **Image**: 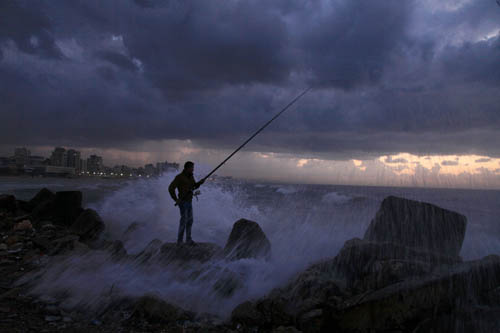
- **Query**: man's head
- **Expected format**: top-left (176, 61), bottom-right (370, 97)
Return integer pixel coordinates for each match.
top-left (184, 161), bottom-right (194, 175)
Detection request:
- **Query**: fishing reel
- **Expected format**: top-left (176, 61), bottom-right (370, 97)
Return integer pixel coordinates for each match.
top-left (193, 190), bottom-right (201, 201)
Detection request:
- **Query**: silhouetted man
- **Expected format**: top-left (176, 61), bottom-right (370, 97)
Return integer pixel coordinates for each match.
top-left (168, 161), bottom-right (204, 245)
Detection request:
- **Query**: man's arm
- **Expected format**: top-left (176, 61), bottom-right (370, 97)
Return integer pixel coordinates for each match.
top-left (194, 178), bottom-right (205, 189)
top-left (168, 176), bottom-right (179, 202)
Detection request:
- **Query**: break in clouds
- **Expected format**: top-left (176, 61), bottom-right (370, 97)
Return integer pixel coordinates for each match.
top-left (1, 0), bottom-right (500, 172)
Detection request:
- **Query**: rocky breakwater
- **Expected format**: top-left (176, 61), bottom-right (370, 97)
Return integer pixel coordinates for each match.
top-left (232, 196), bottom-right (500, 332)
top-left (1, 189), bottom-right (274, 332)
top-left (0, 189), bottom-right (106, 331)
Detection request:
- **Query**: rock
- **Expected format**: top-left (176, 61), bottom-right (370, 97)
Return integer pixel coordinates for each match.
top-left (13, 220), bottom-right (32, 231)
top-left (334, 255), bottom-right (500, 332)
top-left (32, 191), bottom-right (83, 226)
top-left (52, 191), bottom-right (83, 226)
top-left (272, 327), bottom-right (302, 333)
top-left (223, 219), bottom-right (271, 260)
top-left (134, 239), bottom-right (163, 264)
top-left (212, 268), bottom-right (244, 297)
top-left (0, 244), bottom-right (7, 251)
top-left (45, 315), bottom-right (61, 322)
top-left (331, 238), bottom-right (461, 291)
top-left (5, 235), bottom-right (20, 246)
top-left (0, 195), bottom-right (16, 213)
top-left (27, 188), bottom-right (55, 212)
top-left (122, 221), bottom-right (143, 239)
top-left (160, 242), bottom-right (222, 265)
top-left (231, 301), bottom-right (263, 327)
top-left (70, 209), bottom-right (105, 242)
top-left (129, 295), bottom-right (193, 324)
top-left (364, 196), bottom-right (467, 257)
top-left (104, 240), bottom-right (127, 260)
top-left (49, 235), bottom-right (80, 255)
top-left (32, 237), bottom-right (52, 253)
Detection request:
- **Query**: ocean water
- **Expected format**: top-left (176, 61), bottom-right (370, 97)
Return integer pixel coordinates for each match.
top-left (2, 175), bottom-right (500, 317)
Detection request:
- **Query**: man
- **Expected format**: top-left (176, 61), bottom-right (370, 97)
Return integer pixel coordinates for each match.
top-left (168, 161), bottom-right (204, 245)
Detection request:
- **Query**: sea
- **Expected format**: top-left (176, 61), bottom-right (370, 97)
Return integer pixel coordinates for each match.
top-left (2, 174), bottom-right (500, 317)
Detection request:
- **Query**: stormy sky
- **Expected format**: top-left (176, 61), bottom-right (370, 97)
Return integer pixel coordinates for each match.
top-left (1, 0), bottom-right (500, 187)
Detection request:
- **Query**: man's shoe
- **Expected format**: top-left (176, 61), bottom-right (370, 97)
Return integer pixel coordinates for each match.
top-left (186, 239), bottom-right (196, 246)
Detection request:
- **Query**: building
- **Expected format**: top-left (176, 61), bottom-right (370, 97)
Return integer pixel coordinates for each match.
top-left (66, 149), bottom-right (81, 173)
top-left (29, 156), bottom-right (46, 166)
top-left (80, 158), bottom-right (88, 173)
top-left (87, 155), bottom-right (103, 174)
top-left (50, 147), bottom-right (67, 167)
top-left (14, 147), bottom-right (30, 167)
top-left (44, 165), bottom-right (75, 176)
top-left (144, 163), bottom-right (156, 176)
top-left (156, 161), bottom-right (180, 175)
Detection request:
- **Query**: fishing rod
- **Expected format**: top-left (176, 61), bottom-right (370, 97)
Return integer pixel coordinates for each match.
top-left (175, 87), bottom-right (311, 205)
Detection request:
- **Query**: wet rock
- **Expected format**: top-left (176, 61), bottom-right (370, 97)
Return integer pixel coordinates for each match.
top-left (231, 301), bottom-right (263, 327)
top-left (13, 220), bottom-right (32, 231)
top-left (272, 327), bottom-right (302, 333)
top-left (47, 235), bottom-right (79, 255)
top-left (70, 209), bottom-right (105, 242)
top-left (32, 236), bottom-right (52, 253)
top-left (160, 242), bottom-right (222, 265)
top-left (104, 240), bottom-right (127, 260)
top-left (223, 219), bottom-right (271, 260)
top-left (364, 196), bottom-right (467, 257)
top-left (52, 191), bottom-right (84, 226)
top-left (122, 221), bottom-right (143, 240)
top-left (134, 239), bottom-right (163, 264)
top-left (334, 255), bottom-right (500, 332)
top-left (331, 238), bottom-right (461, 291)
top-left (27, 188), bottom-right (55, 212)
top-left (0, 195), bottom-right (16, 214)
top-left (212, 268), bottom-right (244, 297)
top-left (72, 241), bottom-right (90, 254)
top-left (32, 191), bottom-right (83, 226)
top-left (128, 295), bottom-right (193, 325)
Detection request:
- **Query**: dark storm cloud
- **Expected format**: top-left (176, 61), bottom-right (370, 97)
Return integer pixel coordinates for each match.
top-left (0, 1), bottom-right (61, 58)
top-left (297, 0), bottom-right (413, 89)
top-left (1, 0), bottom-right (500, 159)
top-left (96, 51), bottom-right (138, 72)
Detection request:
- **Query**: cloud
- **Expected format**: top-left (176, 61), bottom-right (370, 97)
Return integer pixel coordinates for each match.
top-left (442, 160), bottom-right (459, 166)
top-left (475, 158), bottom-right (491, 163)
top-left (384, 156), bottom-right (409, 164)
top-left (0, 0), bottom-right (499, 165)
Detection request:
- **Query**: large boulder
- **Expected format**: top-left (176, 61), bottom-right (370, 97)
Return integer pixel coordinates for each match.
top-left (331, 237), bottom-right (461, 291)
top-left (70, 208), bottom-right (105, 242)
top-left (364, 196), bottom-right (467, 257)
top-left (32, 191), bottom-right (83, 226)
top-left (223, 218), bottom-right (271, 260)
top-left (332, 255), bottom-right (500, 332)
top-left (27, 188), bottom-right (55, 212)
top-left (0, 194), bottom-right (17, 213)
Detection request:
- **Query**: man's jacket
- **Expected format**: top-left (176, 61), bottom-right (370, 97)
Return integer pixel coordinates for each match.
top-left (168, 171), bottom-right (199, 203)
